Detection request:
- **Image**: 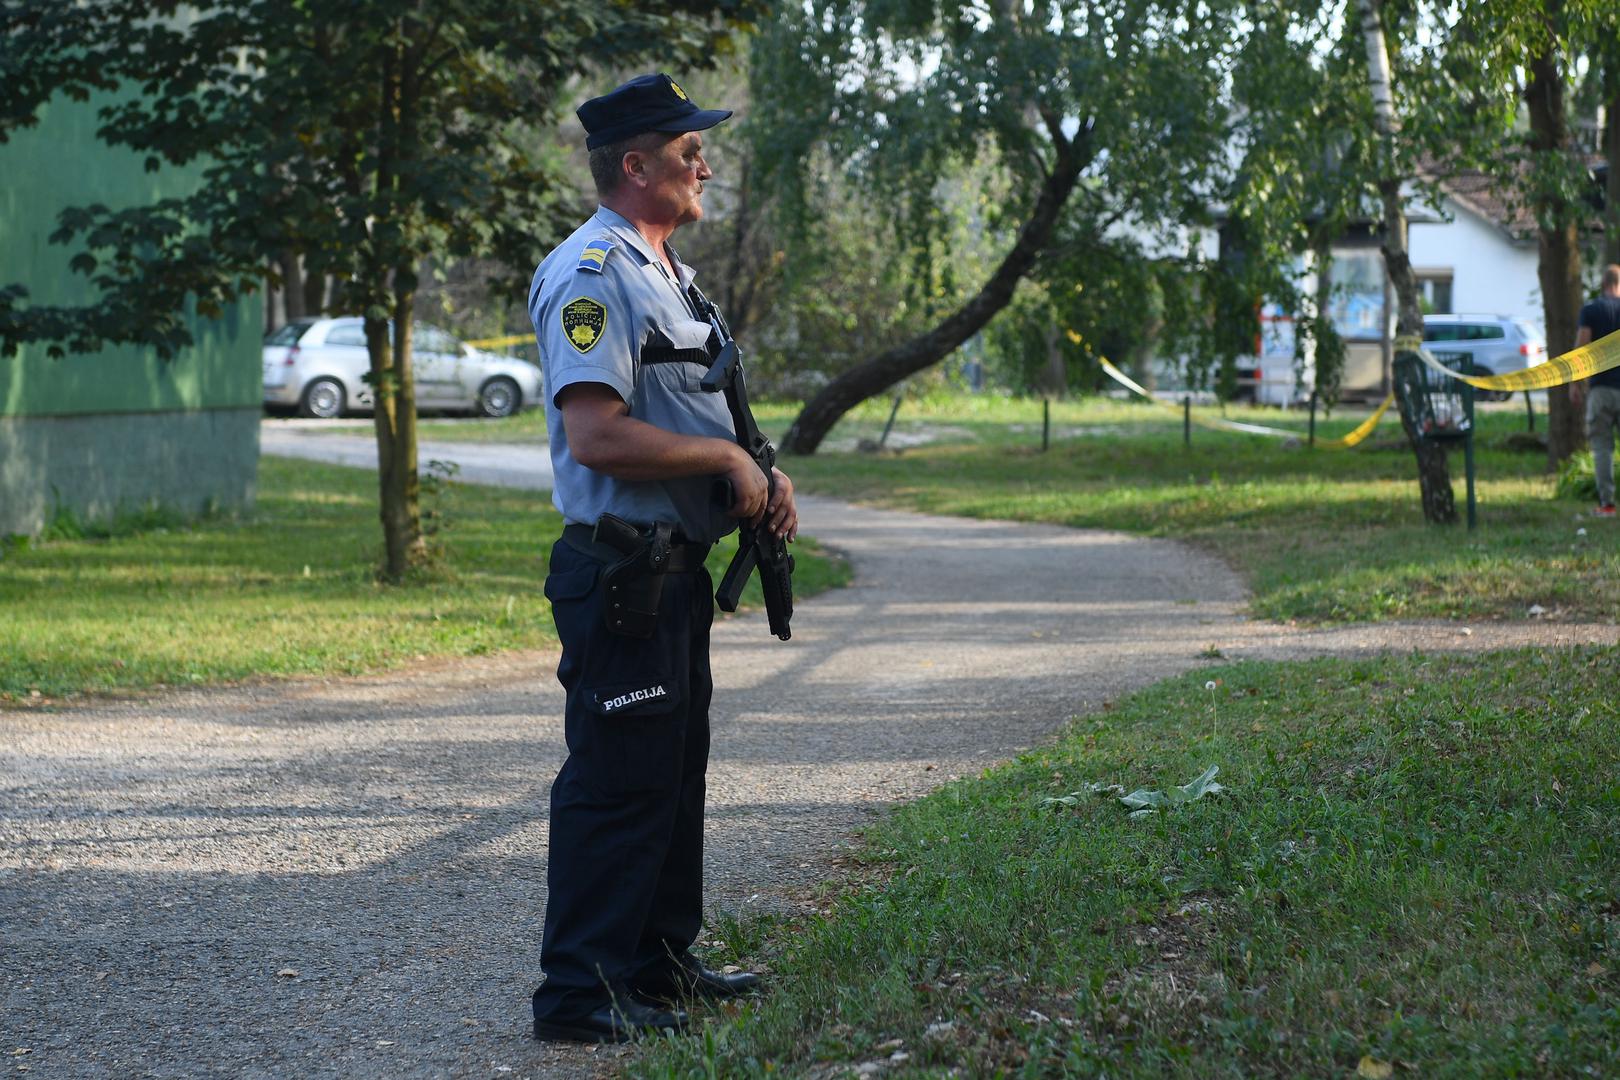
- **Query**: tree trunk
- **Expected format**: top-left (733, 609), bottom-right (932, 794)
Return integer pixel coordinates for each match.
top-left (369, 290), bottom-right (424, 583)
top-left (1360, 0), bottom-right (1456, 523)
top-left (1128, 277), bottom-right (1161, 393)
top-left (1527, 30), bottom-right (1586, 466)
top-left (1606, 47), bottom-right (1620, 266)
top-left (263, 262), bottom-right (285, 334)
top-left (369, 30), bottom-right (424, 583)
top-left (783, 122), bottom-right (1093, 454)
top-left (1039, 322), bottom-right (1067, 397)
top-left (279, 252), bottom-right (307, 321)
top-left (1310, 237), bottom-right (1345, 406)
top-left (301, 267), bottom-right (327, 318)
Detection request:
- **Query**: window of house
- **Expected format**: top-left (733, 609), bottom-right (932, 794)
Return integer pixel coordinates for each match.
top-left (1416, 272), bottom-right (1453, 315)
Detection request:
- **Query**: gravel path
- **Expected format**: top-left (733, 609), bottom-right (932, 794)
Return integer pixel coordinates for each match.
top-left (4, 427), bottom-right (1615, 1079)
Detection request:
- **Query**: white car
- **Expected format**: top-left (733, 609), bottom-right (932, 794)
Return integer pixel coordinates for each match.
top-left (263, 317), bottom-right (542, 418)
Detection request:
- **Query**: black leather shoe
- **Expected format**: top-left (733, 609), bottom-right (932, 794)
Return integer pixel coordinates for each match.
top-left (532, 997), bottom-right (688, 1043)
top-left (632, 961), bottom-right (761, 1003)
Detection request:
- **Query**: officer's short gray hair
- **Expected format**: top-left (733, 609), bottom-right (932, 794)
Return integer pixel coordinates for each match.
top-left (588, 132), bottom-right (673, 195)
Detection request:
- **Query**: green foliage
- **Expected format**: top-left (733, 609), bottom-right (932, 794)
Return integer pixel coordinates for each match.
top-left (746, 0), bottom-right (1254, 397)
top-left (1446, 0), bottom-right (1619, 230)
top-left (1556, 449), bottom-right (1599, 501)
top-left (418, 457), bottom-right (462, 569)
top-left (634, 647), bottom-right (1620, 1077)
top-left (986, 247), bottom-right (1181, 397)
top-left (41, 500), bottom-right (190, 543)
top-left (0, 0), bottom-right (762, 579)
top-left (0, 1), bottom-right (758, 358)
top-left (745, 181), bottom-right (963, 399)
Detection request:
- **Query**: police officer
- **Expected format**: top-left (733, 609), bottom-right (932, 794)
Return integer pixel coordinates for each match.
top-left (526, 73), bottom-right (799, 1043)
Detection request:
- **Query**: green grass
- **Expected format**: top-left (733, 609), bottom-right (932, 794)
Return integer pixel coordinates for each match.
top-left (787, 396), bottom-right (1616, 624)
top-left (636, 647), bottom-right (1620, 1078)
top-left (0, 456), bottom-right (849, 700)
top-left (417, 393), bottom-right (1617, 623)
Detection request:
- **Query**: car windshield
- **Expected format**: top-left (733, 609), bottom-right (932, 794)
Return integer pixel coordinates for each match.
top-left (415, 324), bottom-right (464, 355)
top-left (266, 320), bottom-right (314, 346)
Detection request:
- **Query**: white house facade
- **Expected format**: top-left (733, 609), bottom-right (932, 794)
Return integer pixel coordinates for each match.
top-left (1408, 182), bottom-right (1544, 331)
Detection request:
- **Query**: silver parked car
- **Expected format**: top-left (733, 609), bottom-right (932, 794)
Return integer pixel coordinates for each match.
top-left (1421, 314), bottom-right (1547, 399)
top-left (263, 317), bottom-right (542, 418)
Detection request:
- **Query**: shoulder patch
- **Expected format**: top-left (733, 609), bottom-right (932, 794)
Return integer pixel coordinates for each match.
top-left (577, 237), bottom-right (615, 273)
top-left (561, 296), bottom-right (607, 353)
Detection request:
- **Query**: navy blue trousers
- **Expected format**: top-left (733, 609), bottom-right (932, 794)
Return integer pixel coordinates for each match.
top-left (532, 539), bottom-right (713, 1022)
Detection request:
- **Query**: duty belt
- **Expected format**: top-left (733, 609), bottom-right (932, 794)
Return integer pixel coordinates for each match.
top-left (560, 515), bottom-right (711, 638)
top-left (561, 521), bottom-right (710, 572)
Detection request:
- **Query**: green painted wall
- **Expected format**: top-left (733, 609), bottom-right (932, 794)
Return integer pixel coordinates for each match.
top-left (0, 94), bottom-right (261, 418)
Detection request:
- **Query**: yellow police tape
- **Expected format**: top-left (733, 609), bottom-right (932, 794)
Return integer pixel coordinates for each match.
top-left (1096, 355), bottom-right (1396, 449)
top-left (463, 333), bottom-right (533, 349)
top-left (1395, 328), bottom-right (1620, 392)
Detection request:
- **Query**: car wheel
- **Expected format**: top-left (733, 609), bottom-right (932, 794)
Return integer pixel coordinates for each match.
top-left (298, 377), bottom-right (347, 418)
top-left (477, 376), bottom-right (520, 418)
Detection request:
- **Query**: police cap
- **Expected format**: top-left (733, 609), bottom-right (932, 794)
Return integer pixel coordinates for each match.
top-left (577, 73), bottom-right (732, 150)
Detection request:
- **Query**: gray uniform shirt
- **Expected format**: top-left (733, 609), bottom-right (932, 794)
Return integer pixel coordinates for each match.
top-left (529, 207), bottom-right (737, 543)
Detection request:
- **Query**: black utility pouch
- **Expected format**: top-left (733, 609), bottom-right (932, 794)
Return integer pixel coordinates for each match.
top-left (596, 515), bottom-right (674, 639)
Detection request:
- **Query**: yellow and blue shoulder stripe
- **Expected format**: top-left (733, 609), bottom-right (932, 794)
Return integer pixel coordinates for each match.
top-left (577, 237), bottom-right (614, 273)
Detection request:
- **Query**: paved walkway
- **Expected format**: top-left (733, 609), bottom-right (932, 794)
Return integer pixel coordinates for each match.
top-left (259, 420), bottom-right (556, 490)
top-left (3, 425), bottom-right (1614, 1079)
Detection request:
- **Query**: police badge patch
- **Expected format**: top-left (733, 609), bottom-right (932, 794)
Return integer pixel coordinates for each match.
top-left (561, 296), bottom-right (607, 353)
top-left (669, 78), bottom-right (689, 101)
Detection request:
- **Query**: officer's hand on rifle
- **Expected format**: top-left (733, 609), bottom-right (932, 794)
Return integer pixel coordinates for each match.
top-left (723, 446), bottom-right (770, 523)
top-left (765, 467), bottom-right (797, 541)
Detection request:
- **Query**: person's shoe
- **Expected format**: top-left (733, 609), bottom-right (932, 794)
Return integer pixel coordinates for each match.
top-left (631, 960), bottom-right (761, 1003)
top-left (1595, 503), bottom-right (1617, 518)
top-left (532, 997), bottom-right (688, 1043)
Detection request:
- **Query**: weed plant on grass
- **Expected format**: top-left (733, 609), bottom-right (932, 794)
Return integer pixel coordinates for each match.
top-left (0, 456), bottom-right (848, 699)
top-left (637, 647), bottom-right (1620, 1078)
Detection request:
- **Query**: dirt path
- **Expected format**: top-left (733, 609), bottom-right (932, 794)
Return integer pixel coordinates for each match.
top-left (4, 431), bottom-right (1614, 1079)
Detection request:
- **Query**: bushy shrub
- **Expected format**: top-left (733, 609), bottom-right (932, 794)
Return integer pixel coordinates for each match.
top-left (1555, 450), bottom-right (1597, 501)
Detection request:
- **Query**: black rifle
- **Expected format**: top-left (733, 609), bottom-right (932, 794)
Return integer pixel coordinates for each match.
top-left (695, 297), bottom-right (794, 641)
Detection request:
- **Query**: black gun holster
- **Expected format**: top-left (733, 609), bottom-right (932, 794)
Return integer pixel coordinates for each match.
top-left (561, 514), bottom-right (707, 639)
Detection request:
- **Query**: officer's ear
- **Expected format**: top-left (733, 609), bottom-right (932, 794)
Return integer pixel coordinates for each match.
top-left (620, 147), bottom-right (649, 189)
top-left (620, 133), bottom-right (676, 190)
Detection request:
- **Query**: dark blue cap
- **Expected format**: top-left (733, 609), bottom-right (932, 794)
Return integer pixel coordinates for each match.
top-left (577, 73), bottom-right (732, 150)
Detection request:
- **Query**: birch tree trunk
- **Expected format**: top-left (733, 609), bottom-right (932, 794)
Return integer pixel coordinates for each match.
top-left (1359, 0), bottom-right (1457, 524)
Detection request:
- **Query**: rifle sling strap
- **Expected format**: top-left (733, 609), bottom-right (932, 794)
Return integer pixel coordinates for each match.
top-left (639, 345), bottom-right (713, 366)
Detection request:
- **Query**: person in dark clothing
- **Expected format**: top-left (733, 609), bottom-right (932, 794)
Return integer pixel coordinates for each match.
top-left (1573, 264), bottom-right (1620, 516)
top-left (524, 74), bottom-right (797, 1044)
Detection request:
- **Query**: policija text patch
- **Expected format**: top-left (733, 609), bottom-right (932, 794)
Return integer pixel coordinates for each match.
top-left (596, 683), bottom-right (670, 714)
top-left (562, 296), bottom-right (607, 354)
